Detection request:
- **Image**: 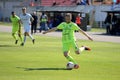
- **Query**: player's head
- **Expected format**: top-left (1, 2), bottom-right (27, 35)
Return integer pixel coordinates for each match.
top-left (11, 11), bottom-right (15, 17)
top-left (65, 13), bottom-right (72, 23)
top-left (22, 7), bottom-right (27, 14)
top-left (33, 12), bottom-right (36, 15)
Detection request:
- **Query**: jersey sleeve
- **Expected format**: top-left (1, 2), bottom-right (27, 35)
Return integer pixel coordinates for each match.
top-left (72, 23), bottom-right (80, 31)
top-left (28, 13), bottom-right (32, 18)
top-left (57, 22), bottom-right (64, 30)
top-left (16, 16), bottom-right (20, 21)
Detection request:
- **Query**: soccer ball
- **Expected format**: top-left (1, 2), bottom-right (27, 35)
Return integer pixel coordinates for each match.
top-left (66, 62), bottom-right (75, 69)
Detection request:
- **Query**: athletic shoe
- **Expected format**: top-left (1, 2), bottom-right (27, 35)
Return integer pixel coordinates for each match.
top-left (32, 39), bottom-right (35, 44)
top-left (15, 40), bottom-right (18, 44)
top-left (74, 64), bottom-right (79, 69)
top-left (82, 46), bottom-right (91, 51)
top-left (20, 43), bottom-right (24, 46)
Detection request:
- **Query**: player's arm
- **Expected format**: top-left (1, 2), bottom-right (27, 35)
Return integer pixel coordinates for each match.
top-left (43, 27), bottom-right (58, 34)
top-left (30, 17), bottom-right (34, 22)
top-left (78, 28), bottom-right (93, 41)
top-left (18, 20), bottom-right (22, 34)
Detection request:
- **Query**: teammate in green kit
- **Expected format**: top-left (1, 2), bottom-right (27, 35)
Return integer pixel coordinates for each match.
top-left (10, 11), bottom-right (23, 44)
top-left (43, 13), bottom-right (93, 69)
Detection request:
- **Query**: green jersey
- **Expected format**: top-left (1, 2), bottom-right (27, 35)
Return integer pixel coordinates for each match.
top-left (57, 22), bottom-right (80, 43)
top-left (10, 15), bottom-right (20, 28)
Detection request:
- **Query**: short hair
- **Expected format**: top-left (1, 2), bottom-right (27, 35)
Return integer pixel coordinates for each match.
top-left (22, 7), bottom-right (26, 10)
top-left (11, 11), bottom-right (15, 14)
top-left (65, 13), bottom-right (72, 19)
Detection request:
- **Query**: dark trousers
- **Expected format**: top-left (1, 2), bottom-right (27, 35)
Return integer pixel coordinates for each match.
top-left (31, 23), bottom-right (37, 34)
top-left (39, 22), bottom-right (48, 32)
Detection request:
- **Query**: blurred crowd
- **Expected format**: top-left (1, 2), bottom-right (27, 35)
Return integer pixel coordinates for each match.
top-left (31, 12), bottom-right (83, 34)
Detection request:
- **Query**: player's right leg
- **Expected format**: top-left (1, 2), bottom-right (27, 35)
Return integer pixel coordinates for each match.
top-left (64, 51), bottom-right (80, 69)
top-left (12, 33), bottom-right (18, 44)
top-left (18, 28), bottom-right (23, 43)
top-left (27, 32), bottom-right (35, 44)
top-left (26, 26), bottom-right (35, 44)
top-left (64, 51), bottom-right (77, 64)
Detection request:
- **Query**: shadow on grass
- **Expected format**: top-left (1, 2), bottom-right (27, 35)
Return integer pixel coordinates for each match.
top-left (0, 45), bottom-right (17, 47)
top-left (16, 67), bottom-right (72, 71)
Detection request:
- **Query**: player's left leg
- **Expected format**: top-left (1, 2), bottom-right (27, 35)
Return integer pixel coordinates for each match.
top-left (18, 29), bottom-right (23, 43)
top-left (12, 27), bottom-right (18, 44)
top-left (72, 41), bottom-right (91, 55)
top-left (12, 32), bottom-right (18, 44)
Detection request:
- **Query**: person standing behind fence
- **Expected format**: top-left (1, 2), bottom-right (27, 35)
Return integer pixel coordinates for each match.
top-left (39, 12), bottom-right (48, 32)
top-left (20, 7), bottom-right (35, 46)
top-left (10, 11), bottom-right (23, 45)
top-left (75, 14), bottom-right (82, 27)
top-left (31, 12), bottom-right (38, 34)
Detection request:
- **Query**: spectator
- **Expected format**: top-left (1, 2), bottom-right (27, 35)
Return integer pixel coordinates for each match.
top-left (39, 12), bottom-right (49, 32)
top-left (75, 14), bottom-right (82, 27)
top-left (86, 0), bottom-right (92, 5)
top-left (48, 17), bottom-right (54, 29)
top-left (104, 13), bottom-right (117, 34)
top-left (76, 0), bottom-right (87, 5)
top-left (111, 0), bottom-right (117, 10)
top-left (52, 0), bottom-right (57, 6)
top-left (117, 0), bottom-right (120, 4)
top-left (31, 12), bottom-right (38, 34)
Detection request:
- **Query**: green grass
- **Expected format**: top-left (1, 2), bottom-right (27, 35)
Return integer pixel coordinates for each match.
top-left (0, 32), bottom-right (120, 80)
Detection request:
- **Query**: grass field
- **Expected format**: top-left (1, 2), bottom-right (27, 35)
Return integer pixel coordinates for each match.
top-left (0, 32), bottom-right (120, 80)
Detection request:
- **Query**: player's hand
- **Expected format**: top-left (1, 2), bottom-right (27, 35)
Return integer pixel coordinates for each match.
top-left (88, 36), bottom-right (93, 41)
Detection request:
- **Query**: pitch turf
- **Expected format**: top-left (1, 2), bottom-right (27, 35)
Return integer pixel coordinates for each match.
top-left (0, 32), bottom-right (120, 80)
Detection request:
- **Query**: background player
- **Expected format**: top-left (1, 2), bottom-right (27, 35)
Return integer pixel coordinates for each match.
top-left (43, 13), bottom-right (93, 69)
top-left (20, 7), bottom-right (35, 46)
top-left (10, 11), bottom-right (23, 45)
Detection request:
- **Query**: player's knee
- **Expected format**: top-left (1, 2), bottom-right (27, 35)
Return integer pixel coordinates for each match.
top-left (75, 50), bottom-right (80, 55)
top-left (12, 33), bottom-right (14, 36)
top-left (24, 32), bottom-right (28, 36)
top-left (64, 52), bottom-right (69, 57)
top-left (18, 34), bottom-right (20, 37)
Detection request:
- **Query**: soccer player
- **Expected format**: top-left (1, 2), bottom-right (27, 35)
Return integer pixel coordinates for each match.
top-left (10, 11), bottom-right (23, 44)
top-left (43, 13), bottom-right (93, 69)
top-left (20, 7), bottom-right (35, 46)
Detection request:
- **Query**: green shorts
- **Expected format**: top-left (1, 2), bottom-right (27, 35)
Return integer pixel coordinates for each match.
top-left (62, 41), bottom-right (79, 52)
top-left (12, 26), bottom-right (21, 34)
top-left (12, 26), bottom-right (19, 33)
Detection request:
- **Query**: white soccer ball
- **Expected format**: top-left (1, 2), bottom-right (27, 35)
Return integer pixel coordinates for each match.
top-left (66, 62), bottom-right (75, 69)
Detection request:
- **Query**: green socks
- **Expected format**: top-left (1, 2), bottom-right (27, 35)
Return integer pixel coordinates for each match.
top-left (66, 55), bottom-right (77, 64)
